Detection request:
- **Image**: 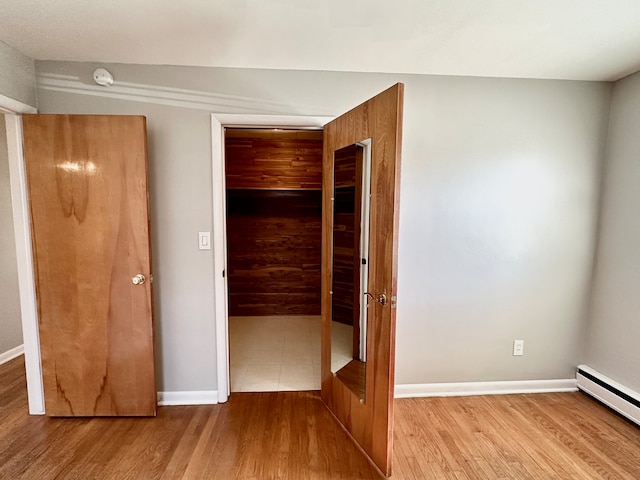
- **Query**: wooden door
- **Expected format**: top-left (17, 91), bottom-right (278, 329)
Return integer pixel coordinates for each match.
top-left (321, 84), bottom-right (404, 476)
top-left (22, 115), bottom-right (156, 417)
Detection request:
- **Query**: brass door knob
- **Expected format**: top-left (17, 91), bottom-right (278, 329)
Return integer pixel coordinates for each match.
top-left (365, 292), bottom-right (388, 306)
top-left (132, 274), bottom-right (146, 285)
top-left (376, 293), bottom-right (388, 306)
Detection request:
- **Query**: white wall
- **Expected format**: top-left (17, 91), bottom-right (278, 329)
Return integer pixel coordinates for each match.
top-left (398, 77), bottom-right (610, 383)
top-left (0, 114), bottom-right (24, 355)
top-left (34, 62), bottom-right (611, 392)
top-left (0, 41), bottom-right (36, 108)
top-left (586, 70), bottom-right (640, 392)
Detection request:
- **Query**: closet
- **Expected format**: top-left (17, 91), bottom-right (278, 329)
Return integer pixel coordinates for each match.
top-left (224, 128), bottom-right (323, 392)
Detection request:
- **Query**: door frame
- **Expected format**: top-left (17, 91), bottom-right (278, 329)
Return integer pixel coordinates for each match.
top-left (210, 114), bottom-right (332, 402)
top-left (1, 94), bottom-right (44, 415)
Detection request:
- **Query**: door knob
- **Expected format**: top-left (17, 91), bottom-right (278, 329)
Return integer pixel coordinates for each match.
top-left (365, 292), bottom-right (388, 306)
top-left (132, 274), bottom-right (146, 285)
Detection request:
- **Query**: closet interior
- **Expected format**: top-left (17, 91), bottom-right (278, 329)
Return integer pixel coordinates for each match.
top-left (224, 128), bottom-right (323, 392)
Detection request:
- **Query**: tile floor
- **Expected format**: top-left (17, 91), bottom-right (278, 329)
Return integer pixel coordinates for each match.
top-left (229, 315), bottom-right (321, 392)
top-left (229, 315), bottom-right (356, 392)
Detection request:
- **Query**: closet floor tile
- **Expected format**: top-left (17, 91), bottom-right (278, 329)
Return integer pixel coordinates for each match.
top-left (229, 315), bottom-right (321, 393)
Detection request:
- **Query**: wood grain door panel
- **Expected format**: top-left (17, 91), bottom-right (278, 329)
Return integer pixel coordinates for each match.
top-left (321, 84), bottom-right (404, 476)
top-left (23, 115), bottom-right (156, 417)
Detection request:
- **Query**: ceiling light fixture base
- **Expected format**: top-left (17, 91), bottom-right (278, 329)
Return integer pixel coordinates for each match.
top-left (92, 68), bottom-right (113, 87)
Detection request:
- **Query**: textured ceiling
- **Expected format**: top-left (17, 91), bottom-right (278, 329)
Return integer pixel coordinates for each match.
top-left (2, 0), bottom-right (640, 81)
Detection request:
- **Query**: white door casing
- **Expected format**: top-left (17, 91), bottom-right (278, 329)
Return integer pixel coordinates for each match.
top-left (2, 94), bottom-right (43, 415)
top-left (210, 114), bottom-right (332, 402)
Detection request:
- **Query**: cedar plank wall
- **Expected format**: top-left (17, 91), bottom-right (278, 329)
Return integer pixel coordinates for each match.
top-left (225, 129), bottom-right (323, 316)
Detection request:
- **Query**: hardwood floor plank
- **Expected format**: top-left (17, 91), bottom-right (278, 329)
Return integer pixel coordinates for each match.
top-left (394, 395), bottom-right (640, 480)
top-left (2, 356), bottom-right (640, 479)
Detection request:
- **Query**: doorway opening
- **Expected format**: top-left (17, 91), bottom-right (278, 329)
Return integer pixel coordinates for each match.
top-left (224, 128), bottom-right (323, 393)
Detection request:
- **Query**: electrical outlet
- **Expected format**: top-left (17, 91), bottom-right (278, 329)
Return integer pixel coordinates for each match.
top-left (513, 340), bottom-right (524, 356)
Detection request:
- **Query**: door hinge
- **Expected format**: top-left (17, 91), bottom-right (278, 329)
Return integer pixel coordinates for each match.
top-left (222, 270), bottom-right (225, 278)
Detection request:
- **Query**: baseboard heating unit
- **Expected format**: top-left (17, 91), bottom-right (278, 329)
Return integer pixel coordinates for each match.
top-left (576, 365), bottom-right (640, 427)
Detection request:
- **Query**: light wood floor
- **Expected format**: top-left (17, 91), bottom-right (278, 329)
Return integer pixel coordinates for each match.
top-left (2, 356), bottom-right (640, 479)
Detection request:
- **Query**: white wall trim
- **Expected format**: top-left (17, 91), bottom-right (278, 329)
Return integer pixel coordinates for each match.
top-left (7, 115), bottom-right (45, 415)
top-left (0, 94), bottom-right (36, 114)
top-left (212, 114), bottom-right (332, 129)
top-left (210, 113), bottom-right (331, 403)
top-left (577, 365), bottom-right (640, 427)
top-left (157, 390), bottom-right (219, 406)
top-left (0, 344), bottom-right (25, 365)
top-left (211, 114), bottom-right (229, 404)
top-left (394, 379), bottom-right (578, 398)
top-left (3, 95), bottom-right (44, 415)
top-left (37, 73), bottom-right (327, 115)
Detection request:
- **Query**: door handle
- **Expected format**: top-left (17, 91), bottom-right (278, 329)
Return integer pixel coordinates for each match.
top-left (365, 292), bottom-right (388, 307)
top-left (132, 274), bottom-right (146, 285)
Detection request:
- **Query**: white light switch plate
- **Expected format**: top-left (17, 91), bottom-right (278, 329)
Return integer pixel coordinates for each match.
top-left (198, 232), bottom-right (211, 250)
top-left (513, 339), bottom-right (524, 356)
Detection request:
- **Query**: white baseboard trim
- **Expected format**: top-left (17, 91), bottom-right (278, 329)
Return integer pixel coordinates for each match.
top-left (0, 344), bottom-right (24, 365)
top-left (157, 390), bottom-right (219, 406)
top-left (395, 378), bottom-right (578, 398)
top-left (577, 365), bottom-right (640, 427)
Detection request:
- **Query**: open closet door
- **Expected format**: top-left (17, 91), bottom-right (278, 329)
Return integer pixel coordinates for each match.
top-left (22, 115), bottom-right (156, 417)
top-left (321, 84), bottom-right (403, 476)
